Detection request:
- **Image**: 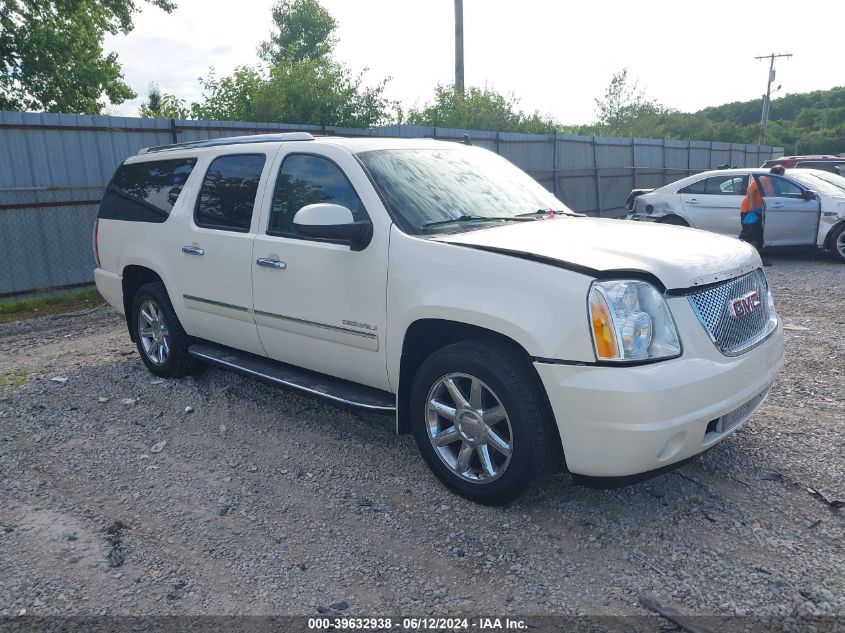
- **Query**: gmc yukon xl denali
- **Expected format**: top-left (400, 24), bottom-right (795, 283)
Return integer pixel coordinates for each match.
top-left (93, 133), bottom-right (784, 505)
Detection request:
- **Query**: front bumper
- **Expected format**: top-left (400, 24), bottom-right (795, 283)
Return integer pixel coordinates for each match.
top-left (535, 300), bottom-right (784, 477)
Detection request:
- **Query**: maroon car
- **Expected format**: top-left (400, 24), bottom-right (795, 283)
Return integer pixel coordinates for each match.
top-left (762, 155), bottom-right (845, 175)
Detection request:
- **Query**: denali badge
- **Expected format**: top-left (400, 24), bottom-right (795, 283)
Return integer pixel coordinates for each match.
top-left (730, 290), bottom-right (761, 318)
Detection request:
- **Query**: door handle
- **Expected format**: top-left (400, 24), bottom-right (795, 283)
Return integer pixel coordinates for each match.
top-left (181, 245), bottom-right (205, 256)
top-left (686, 199), bottom-right (699, 204)
top-left (256, 258), bottom-right (287, 270)
top-left (769, 203), bottom-right (783, 208)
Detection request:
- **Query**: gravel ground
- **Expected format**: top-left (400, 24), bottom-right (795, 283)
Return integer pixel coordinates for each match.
top-left (0, 252), bottom-right (843, 631)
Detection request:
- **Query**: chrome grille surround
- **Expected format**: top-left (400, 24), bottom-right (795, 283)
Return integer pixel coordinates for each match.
top-left (687, 269), bottom-right (777, 356)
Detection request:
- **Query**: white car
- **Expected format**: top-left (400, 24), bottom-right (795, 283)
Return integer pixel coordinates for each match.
top-left (94, 134), bottom-right (784, 505)
top-left (625, 168), bottom-right (845, 263)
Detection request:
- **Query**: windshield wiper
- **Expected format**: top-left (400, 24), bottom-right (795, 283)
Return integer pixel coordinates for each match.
top-left (515, 208), bottom-right (580, 218)
top-left (421, 215), bottom-right (533, 230)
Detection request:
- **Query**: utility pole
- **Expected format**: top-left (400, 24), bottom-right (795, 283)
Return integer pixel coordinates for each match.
top-left (454, 0), bottom-right (464, 96)
top-left (755, 52), bottom-right (791, 145)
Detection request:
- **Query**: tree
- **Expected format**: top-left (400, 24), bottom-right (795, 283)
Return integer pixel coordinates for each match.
top-left (139, 83), bottom-right (189, 119)
top-left (185, 0), bottom-right (395, 127)
top-left (408, 85), bottom-right (566, 133)
top-left (0, 0), bottom-right (176, 114)
top-left (258, 0), bottom-right (337, 65)
top-left (594, 69), bottom-right (666, 136)
top-left (189, 67), bottom-right (265, 121)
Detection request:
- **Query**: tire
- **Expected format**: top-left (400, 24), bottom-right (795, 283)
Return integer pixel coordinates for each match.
top-left (830, 223), bottom-right (845, 264)
top-left (410, 338), bottom-right (561, 505)
top-left (131, 281), bottom-right (199, 378)
top-left (658, 215), bottom-right (688, 227)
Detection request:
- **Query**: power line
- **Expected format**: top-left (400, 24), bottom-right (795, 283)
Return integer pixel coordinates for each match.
top-left (754, 53), bottom-right (792, 145)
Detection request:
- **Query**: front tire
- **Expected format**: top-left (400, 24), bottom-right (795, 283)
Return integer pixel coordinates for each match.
top-left (131, 282), bottom-right (198, 378)
top-left (410, 338), bottom-right (560, 505)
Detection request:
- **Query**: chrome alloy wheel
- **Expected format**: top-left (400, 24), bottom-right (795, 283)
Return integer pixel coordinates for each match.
top-left (837, 230), bottom-right (845, 259)
top-left (425, 373), bottom-right (513, 483)
top-left (137, 299), bottom-right (170, 366)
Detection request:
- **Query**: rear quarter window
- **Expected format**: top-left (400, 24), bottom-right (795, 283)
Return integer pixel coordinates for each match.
top-left (98, 158), bottom-right (197, 223)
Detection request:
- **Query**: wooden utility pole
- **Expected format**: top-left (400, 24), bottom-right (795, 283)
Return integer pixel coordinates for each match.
top-left (755, 52), bottom-right (791, 145)
top-left (454, 0), bottom-right (464, 95)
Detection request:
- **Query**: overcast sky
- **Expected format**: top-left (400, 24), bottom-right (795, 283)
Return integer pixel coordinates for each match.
top-left (105, 0), bottom-right (843, 124)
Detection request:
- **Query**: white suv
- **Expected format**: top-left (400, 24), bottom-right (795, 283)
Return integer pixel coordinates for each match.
top-left (93, 133), bottom-right (784, 505)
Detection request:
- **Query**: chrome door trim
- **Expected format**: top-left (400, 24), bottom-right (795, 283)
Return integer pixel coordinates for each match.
top-left (183, 294), bottom-right (250, 313)
top-left (253, 309), bottom-right (377, 339)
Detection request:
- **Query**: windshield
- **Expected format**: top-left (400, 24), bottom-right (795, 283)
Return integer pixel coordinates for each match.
top-left (789, 171), bottom-right (845, 197)
top-left (357, 147), bottom-right (570, 234)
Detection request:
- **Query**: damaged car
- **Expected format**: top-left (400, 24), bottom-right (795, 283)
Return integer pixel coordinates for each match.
top-left (625, 168), bottom-right (845, 263)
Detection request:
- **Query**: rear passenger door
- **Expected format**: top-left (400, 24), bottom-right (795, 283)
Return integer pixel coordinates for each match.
top-left (760, 175), bottom-right (820, 247)
top-left (679, 175), bottom-right (746, 236)
top-left (170, 151), bottom-right (270, 355)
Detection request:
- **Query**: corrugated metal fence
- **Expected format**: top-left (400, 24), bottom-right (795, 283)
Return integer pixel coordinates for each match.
top-left (0, 111), bottom-right (782, 297)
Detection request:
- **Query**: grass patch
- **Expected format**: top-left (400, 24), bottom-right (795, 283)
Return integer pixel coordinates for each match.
top-left (0, 288), bottom-right (104, 324)
top-left (0, 369), bottom-right (29, 390)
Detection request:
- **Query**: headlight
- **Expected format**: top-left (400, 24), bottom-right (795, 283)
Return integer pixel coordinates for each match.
top-left (588, 280), bottom-right (681, 362)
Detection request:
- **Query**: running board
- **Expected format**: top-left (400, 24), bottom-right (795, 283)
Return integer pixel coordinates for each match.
top-left (188, 342), bottom-right (396, 413)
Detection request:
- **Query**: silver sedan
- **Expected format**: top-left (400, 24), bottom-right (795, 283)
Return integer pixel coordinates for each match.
top-left (625, 168), bottom-right (845, 263)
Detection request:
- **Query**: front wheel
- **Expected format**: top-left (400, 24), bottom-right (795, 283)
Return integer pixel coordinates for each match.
top-left (410, 339), bottom-right (561, 505)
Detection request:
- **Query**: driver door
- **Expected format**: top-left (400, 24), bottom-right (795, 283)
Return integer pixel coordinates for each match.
top-left (760, 175), bottom-right (820, 246)
top-left (250, 145), bottom-right (391, 391)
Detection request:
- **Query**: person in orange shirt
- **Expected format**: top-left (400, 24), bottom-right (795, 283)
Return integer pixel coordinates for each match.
top-left (739, 165), bottom-right (785, 265)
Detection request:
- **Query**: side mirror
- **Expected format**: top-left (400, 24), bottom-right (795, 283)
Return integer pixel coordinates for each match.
top-left (292, 203), bottom-right (372, 251)
top-left (801, 189), bottom-right (817, 201)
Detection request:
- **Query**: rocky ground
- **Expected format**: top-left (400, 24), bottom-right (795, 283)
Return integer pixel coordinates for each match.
top-left (0, 252), bottom-right (843, 632)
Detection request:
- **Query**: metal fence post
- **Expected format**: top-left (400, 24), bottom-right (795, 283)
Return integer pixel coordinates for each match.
top-left (592, 135), bottom-right (602, 217)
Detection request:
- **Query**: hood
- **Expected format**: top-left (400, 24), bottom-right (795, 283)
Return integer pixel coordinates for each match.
top-left (434, 217), bottom-right (760, 290)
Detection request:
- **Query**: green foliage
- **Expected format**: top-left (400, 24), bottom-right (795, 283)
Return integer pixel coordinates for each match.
top-left (258, 0), bottom-right (337, 65)
top-left (187, 62), bottom-right (394, 127)
top-left (0, 0), bottom-right (175, 114)
top-left (594, 68), bottom-right (668, 136)
top-left (590, 70), bottom-right (845, 154)
top-left (183, 0), bottom-right (394, 127)
top-left (139, 83), bottom-right (189, 119)
top-left (407, 85), bottom-right (566, 133)
top-left (0, 288), bottom-right (103, 324)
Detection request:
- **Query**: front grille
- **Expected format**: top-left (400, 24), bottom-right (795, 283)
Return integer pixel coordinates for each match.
top-left (687, 269), bottom-right (777, 356)
top-left (715, 385), bottom-right (771, 434)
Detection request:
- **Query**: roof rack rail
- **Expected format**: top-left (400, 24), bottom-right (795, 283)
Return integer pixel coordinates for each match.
top-left (138, 132), bottom-right (315, 155)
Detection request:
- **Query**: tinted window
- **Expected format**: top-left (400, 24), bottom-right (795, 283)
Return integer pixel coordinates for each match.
top-left (98, 158), bottom-right (196, 223)
top-left (195, 154), bottom-right (266, 232)
top-left (268, 154), bottom-right (364, 236)
top-left (678, 179), bottom-right (706, 195)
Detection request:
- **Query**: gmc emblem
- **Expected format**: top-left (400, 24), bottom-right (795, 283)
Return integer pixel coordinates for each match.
top-left (730, 290), bottom-right (761, 318)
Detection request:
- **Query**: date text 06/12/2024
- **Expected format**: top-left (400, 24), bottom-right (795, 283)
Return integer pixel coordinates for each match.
top-left (307, 617), bottom-right (528, 630)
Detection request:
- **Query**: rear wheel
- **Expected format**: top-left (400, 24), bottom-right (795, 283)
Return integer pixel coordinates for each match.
top-left (830, 223), bottom-right (845, 263)
top-left (131, 282), bottom-right (199, 378)
top-left (410, 338), bottom-right (560, 505)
